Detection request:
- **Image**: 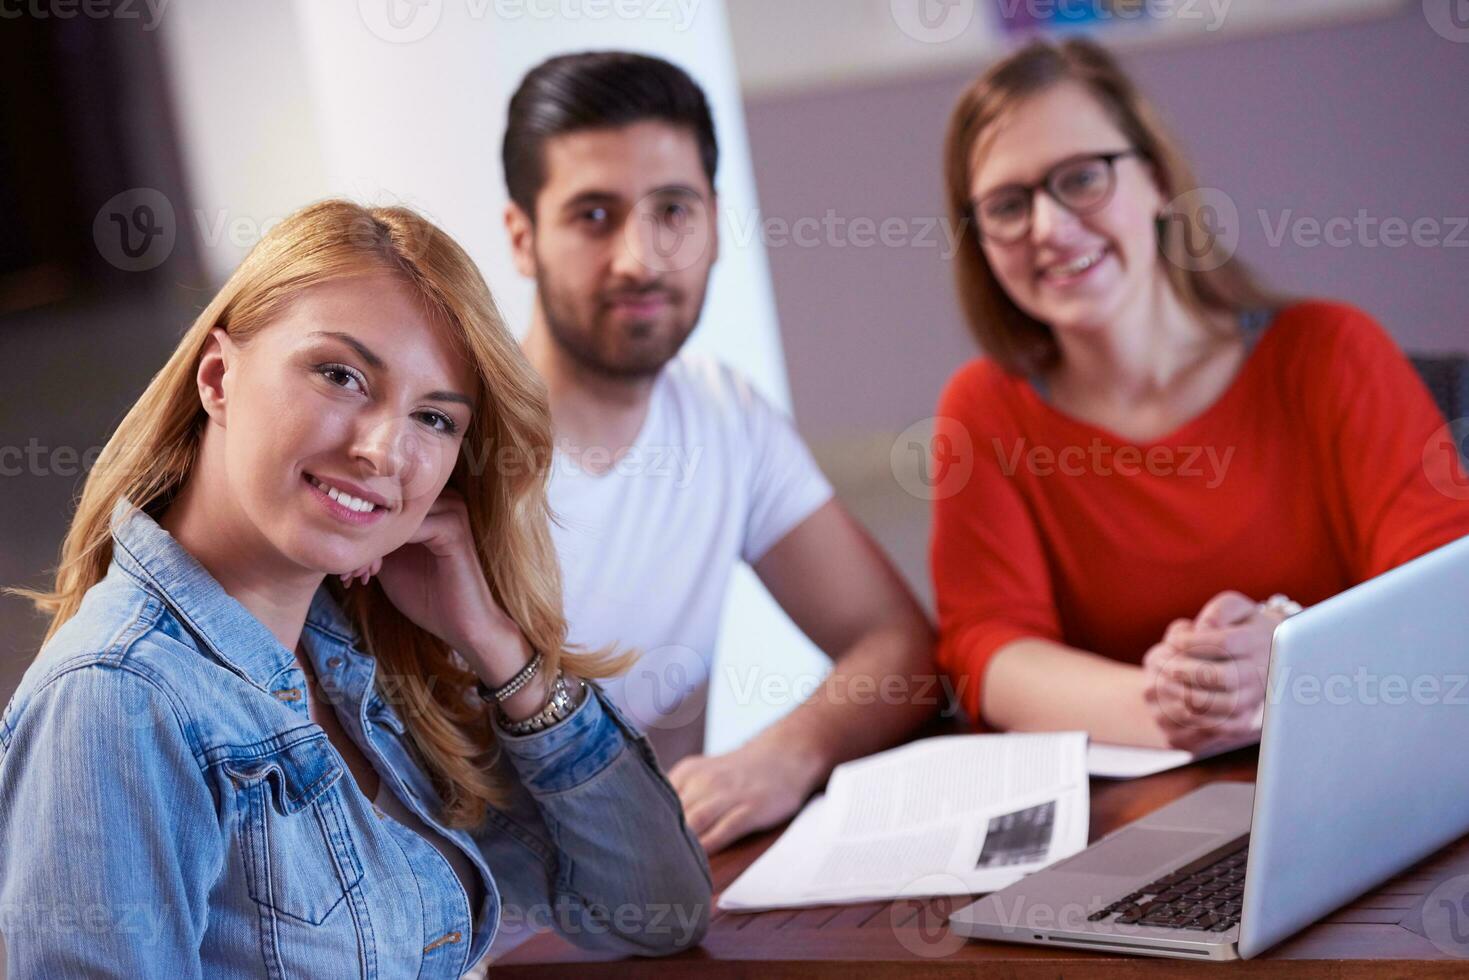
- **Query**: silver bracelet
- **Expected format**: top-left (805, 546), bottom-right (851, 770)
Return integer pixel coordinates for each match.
top-left (475, 649), bottom-right (543, 704)
top-left (496, 670), bottom-right (586, 736)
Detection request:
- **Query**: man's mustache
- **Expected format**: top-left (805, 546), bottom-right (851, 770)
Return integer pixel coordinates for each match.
top-left (602, 286), bottom-right (678, 306)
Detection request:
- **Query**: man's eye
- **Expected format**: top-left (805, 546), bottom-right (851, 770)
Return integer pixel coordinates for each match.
top-left (580, 207), bottom-right (610, 224)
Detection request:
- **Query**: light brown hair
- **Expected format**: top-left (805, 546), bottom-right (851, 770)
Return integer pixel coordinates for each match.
top-left (943, 37), bottom-right (1278, 375)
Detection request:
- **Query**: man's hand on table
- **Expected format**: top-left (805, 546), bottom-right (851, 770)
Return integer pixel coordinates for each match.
top-left (668, 738), bottom-right (823, 855)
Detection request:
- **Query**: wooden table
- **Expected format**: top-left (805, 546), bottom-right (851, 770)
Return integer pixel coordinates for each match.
top-left (497, 746), bottom-right (1469, 976)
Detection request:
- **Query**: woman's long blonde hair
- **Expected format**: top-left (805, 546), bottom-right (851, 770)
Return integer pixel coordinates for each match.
top-left (8, 199), bottom-right (622, 828)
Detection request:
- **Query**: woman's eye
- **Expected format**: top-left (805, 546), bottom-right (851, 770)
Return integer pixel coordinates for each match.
top-left (985, 197), bottom-right (1024, 219)
top-left (419, 411), bottom-right (459, 435)
top-left (1061, 167), bottom-right (1102, 192)
top-left (318, 364), bottom-right (364, 391)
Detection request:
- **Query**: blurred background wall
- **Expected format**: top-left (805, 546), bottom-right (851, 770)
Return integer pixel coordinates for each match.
top-left (2, 0), bottom-right (1465, 759)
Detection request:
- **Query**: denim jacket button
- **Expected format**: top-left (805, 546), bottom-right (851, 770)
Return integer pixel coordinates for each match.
top-left (273, 688), bottom-right (302, 702)
top-left (326, 656), bottom-right (343, 669)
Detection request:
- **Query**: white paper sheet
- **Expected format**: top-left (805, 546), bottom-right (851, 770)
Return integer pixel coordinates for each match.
top-left (718, 732), bottom-right (1090, 911)
top-left (1088, 713), bottom-right (1264, 779)
top-left (1086, 742), bottom-right (1197, 778)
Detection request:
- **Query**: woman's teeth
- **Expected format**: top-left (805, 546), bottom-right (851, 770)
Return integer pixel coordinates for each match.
top-left (1044, 249), bottom-right (1107, 279)
top-left (307, 475), bottom-right (379, 513)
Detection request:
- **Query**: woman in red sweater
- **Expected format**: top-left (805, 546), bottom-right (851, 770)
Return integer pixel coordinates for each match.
top-left (932, 39), bottom-right (1469, 754)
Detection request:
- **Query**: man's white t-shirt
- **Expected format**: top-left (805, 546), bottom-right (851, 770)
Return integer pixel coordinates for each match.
top-left (548, 353), bottom-right (834, 767)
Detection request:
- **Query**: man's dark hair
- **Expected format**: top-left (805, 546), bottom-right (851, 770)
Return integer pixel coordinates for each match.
top-left (502, 51), bottom-right (719, 219)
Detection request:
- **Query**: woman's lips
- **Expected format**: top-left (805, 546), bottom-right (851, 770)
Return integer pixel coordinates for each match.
top-left (303, 472), bottom-right (387, 526)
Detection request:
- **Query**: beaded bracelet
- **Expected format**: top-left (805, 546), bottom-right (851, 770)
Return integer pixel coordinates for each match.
top-left (474, 649), bottom-right (543, 704)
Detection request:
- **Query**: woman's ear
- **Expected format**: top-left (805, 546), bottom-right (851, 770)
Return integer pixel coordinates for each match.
top-left (196, 327), bottom-right (233, 426)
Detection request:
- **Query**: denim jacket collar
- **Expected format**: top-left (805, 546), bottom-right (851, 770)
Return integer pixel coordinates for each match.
top-left (108, 496), bottom-right (357, 693)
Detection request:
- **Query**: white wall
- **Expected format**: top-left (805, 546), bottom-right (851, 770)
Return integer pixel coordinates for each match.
top-left (727, 0), bottom-right (1410, 97)
top-left (158, 0), bottom-right (829, 753)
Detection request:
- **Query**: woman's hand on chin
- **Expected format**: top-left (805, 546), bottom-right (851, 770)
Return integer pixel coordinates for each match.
top-left (341, 486), bottom-right (530, 680)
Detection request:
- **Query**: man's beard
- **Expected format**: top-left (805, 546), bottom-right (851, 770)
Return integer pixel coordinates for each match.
top-left (537, 267), bottom-right (705, 381)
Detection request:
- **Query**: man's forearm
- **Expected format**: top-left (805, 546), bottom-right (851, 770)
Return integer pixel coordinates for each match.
top-left (746, 619), bottom-right (937, 788)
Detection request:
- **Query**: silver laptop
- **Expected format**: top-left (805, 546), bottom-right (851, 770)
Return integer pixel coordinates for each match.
top-left (950, 531), bottom-right (1469, 960)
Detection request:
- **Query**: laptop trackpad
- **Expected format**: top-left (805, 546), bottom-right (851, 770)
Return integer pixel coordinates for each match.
top-left (1057, 828), bottom-right (1221, 879)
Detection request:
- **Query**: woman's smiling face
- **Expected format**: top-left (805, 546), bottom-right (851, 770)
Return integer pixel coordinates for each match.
top-left (969, 80), bottom-right (1168, 336)
top-left (210, 273), bottom-right (478, 576)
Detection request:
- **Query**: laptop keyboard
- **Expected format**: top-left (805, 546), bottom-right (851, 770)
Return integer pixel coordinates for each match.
top-left (1086, 834), bottom-right (1249, 933)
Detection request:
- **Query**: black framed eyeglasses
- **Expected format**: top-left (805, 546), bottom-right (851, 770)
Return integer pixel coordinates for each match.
top-left (970, 150), bottom-right (1141, 245)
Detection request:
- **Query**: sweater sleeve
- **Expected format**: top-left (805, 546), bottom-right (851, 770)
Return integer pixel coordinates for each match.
top-left (1300, 303), bottom-right (1469, 580)
top-left (930, 363), bottom-right (1063, 727)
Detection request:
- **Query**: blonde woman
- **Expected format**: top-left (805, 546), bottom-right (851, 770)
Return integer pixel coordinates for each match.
top-left (0, 200), bottom-right (710, 976)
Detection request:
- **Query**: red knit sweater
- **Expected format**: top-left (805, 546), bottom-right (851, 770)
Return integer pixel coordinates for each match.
top-left (931, 301), bottom-right (1469, 724)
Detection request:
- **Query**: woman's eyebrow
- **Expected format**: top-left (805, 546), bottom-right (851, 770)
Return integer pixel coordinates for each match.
top-left (309, 330), bottom-right (473, 408)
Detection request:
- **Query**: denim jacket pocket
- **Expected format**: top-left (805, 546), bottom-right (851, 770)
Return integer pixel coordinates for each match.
top-left (223, 733), bottom-right (364, 926)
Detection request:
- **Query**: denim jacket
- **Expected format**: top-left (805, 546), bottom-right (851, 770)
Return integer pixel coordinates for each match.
top-left (0, 498), bottom-right (711, 977)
